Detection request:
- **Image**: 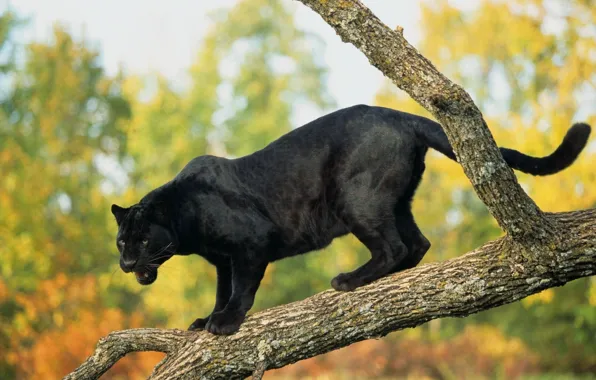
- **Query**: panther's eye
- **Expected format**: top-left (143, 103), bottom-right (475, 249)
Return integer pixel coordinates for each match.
top-left (142, 240), bottom-right (149, 246)
top-left (118, 240), bottom-right (125, 247)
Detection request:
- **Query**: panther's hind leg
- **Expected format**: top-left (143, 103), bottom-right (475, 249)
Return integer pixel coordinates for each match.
top-left (391, 203), bottom-right (431, 273)
top-left (331, 219), bottom-right (409, 291)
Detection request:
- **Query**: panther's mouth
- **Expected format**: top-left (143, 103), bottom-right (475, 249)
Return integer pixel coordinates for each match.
top-left (134, 268), bottom-right (157, 285)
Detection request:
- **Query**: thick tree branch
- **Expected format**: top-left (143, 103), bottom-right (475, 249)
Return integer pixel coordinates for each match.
top-left (294, 0), bottom-right (554, 241)
top-left (66, 210), bottom-right (596, 379)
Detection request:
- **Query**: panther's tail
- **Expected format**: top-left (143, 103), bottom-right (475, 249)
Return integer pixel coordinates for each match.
top-left (415, 118), bottom-right (591, 176)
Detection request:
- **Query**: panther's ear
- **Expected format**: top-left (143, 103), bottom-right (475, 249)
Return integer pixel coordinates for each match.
top-left (111, 204), bottom-right (129, 225)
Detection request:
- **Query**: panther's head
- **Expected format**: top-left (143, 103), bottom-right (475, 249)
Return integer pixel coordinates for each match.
top-left (111, 203), bottom-right (177, 285)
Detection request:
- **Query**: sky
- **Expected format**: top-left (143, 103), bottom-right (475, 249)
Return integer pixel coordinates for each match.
top-left (5, 0), bottom-right (428, 126)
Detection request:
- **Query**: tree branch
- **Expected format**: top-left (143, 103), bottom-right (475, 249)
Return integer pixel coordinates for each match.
top-left (294, 0), bottom-right (554, 241)
top-left (66, 210), bottom-right (596, 379)
top-left (63, 329), bottom-right (190, 380)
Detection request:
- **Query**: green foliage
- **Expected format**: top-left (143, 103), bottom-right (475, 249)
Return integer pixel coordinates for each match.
top-left (0, 26), bottom-right (132, 287)
top-left (0, 11), bottom-right (20, 76)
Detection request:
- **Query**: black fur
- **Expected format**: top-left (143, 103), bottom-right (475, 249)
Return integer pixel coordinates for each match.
top-left (111, 105), bottom-right (591, 335)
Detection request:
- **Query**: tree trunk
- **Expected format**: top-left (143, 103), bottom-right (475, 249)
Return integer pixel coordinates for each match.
top-left (65, 1), bottom-right (594, 379)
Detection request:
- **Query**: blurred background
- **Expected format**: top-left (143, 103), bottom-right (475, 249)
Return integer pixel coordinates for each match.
top-left (1, 0), bottom-right (595, 378)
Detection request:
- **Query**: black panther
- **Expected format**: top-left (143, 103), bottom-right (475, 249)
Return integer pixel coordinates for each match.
top-left (111, 105), bottom-right (591, 335)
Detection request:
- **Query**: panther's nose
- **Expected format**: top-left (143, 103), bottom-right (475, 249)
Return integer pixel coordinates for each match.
top-left (120, 257), bottom-right (138, 273)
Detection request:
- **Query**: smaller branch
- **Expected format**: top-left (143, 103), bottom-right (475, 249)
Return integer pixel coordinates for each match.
top-left (63, 328), bottom-right (191, 380)
top-left (252, 361), bottom-right (267, 380)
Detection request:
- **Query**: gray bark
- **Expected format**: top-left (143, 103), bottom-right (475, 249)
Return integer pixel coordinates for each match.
top-left (64, 1), bottom-right (594, 379)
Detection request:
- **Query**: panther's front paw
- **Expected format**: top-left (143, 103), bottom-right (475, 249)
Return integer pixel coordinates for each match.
top-left (331, 273), bottom-right (361, 292)
top-left (188, 316), bottom-right (210, 331)
top-left (205, 310), bottom-right (245, 335)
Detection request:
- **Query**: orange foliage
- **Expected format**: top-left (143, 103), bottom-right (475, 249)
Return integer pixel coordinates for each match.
top-left (10, 308), bottom-right (163, 379)
top-left (0, 280), bottom-right (7, 303)
top-left (268, 326), bottom-right (539, 379)
top-left (11, 309), bottom-right (163, 379)
top-left (6, 274), bottom-right (163, 379)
